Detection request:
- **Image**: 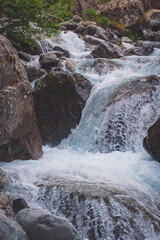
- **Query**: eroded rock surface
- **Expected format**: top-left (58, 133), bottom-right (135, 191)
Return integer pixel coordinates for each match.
top-left (33, 71), bottom-right (93, 145)
top-left (0, 34), bottom-right (42, 162)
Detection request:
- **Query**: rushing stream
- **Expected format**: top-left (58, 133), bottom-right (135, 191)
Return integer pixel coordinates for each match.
top-left (1, 32), bottom-right (160, 240)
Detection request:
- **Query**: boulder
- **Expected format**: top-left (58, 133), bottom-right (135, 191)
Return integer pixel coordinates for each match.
top-left (83, 35), bottom-right (105, 45)
top-left (72, 15), bottom-right (82, 23)
top-left (75, 25), bottom-right (86, 34)
top-left (0, 168), bottom-right (4, 188)
top-left (64, 22), bottom-right (78, 30)
top-left (140, 9), bottom-right (160, 41)
top-left (53, 46), bottom-right (70, 58)
top-left (100, 0), bottom-right (144, 28)
top-left (16, 208), bottom-right (82, 240)
top-left (0, 211), bottom-right (28, 240)
top-left (91, 41), bottom-right (124, 59)
top-left (13, 198), bottom-right (29, 214)
top-left (125, 44), bottom-right (154, 56)
top-left (18, 52), bottom-right (31, 62)
top-left (0, 193), bottom-right (14, 218)
top-left (33, 71), bottom-right (93, 145)
top-left (26, 66), bottom-right (46, 82)
top-left (0, 34), bottom-right (42, 162)
top-left (93, 59), bottom-right (121, 75)
top-left (84, 25), bottom-right (109, 41)
top-left (39, 52), bottom-right (60, 69)
top-left (143, 118), bottom-right (160, 162)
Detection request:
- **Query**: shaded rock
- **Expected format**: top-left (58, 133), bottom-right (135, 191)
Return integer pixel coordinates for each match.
top-left (0, 193), bottom-right (14, 218)
top-left (143, 118), bottom-right (160, 162)
top-left (26, 66), bottom-right (46, 82)
top-left (18, 52), bottom-right (31, 62)
top-left (33, 71), bottom-right (93, 146)
top-left (100, 0), bottom-right (144, 28)
top-left (125, 44), bottom-right (154, 56)
top-left (84, 25), bottom-right (109, 41)
top-left (39, 52), bottom-right (60, 69)
top-left (82, 21), bottom-right (92, 27)
top-left (75, 25), bottom-right (86, 34)
top-left (91, 41), bottom-right (124, 59)
top-left (72, 15), bottom-right (82, 23)
top-left (0, 34), bottom-right (42, 162)
top-left (0, 168), bottom-right (4, 188)
top-left (93, 59), bottom-right (121, 75)
top-left (83, 35), bottom-right (104, 45)
top-left (0, 211), bottom-right (28, 240)
top-left (13, 198), bottom-right (29, 214)
top-left (154, 30), bottom-right (160, 42)
top-left (53, 46), bottom-right (70, 58)
top-left (16, 208), bottom-right (82, 240)
top-left (65, 22), bottom-right (78, 30)
top-left (140, 9), bottom-right (160, 41)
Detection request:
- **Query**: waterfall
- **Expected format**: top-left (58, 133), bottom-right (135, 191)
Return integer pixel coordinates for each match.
top-left (1, 32), bottom-right (160, 240)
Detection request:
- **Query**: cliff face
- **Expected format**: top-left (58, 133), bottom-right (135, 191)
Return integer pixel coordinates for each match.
top-left (0, 35), bottom-right (42, 162)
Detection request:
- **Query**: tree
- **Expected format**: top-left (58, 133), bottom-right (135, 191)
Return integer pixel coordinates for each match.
top-left (0, 0), bottom-right (74, 47)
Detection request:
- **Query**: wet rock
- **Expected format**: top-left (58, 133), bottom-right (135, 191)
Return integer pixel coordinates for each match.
top-left (102, 75), bottom-right (160, 152)
top-left (53, 46), bottom-right (70, 58)
top-left (75, 25), bottom-right (86, 35)
top-left (33, 71), bottom-right (93, 146)
top-left (84, 25), bottom-right (109, 41)
top-left (13, 198), bottom-right (29, 214)
top-left (100, 0), bottom-right (144, 28)
top-left (140, 9), bottom-right (160, 41)
top-left (0, 168), bottom-right (4, 188)
top-left (16, 208), bottom-right (82, 240)
top-left (91, 41), bottom-right (124, 59)
top-left (93, 59), bottom-right (121, 75)
top-left (143, 118), bottom-right (160, 162)
top-left (37, 179), bottom-right (160, 240)
top-left (0, 193), bottom-right (14, 218)
top-left (0, 211), bottom-right (28, 240)
top-left (72, 15), bottom-right (82, 23)
top-left (65, 22), bottom-right (78, 31)
top-left (26, 66), bottom-right (46, 82)
top-left (39, 52), bottom-right (60, 69)
top-left (18, 52), bottom-right (31, 62)
top-left (83, 35), bottom-right (104, 45)
top-left (0, 34), bottom-right (42, 162)
top-left (125, 44), bottom-right (154, 56)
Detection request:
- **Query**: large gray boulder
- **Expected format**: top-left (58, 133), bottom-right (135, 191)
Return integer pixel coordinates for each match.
top-left (0, 211), bottom-right (28, 240)
top-left (0, 34), bottom-right (42, 162)
top-left (39, 52), bottom-right (60, 69)
top-left (16, 208), bottom-right (82, 240)
top-left (91, 41), bottom-right (124, 59)
top-left (33, 71), bottom-right (93, 146)
top-left (143, 118), bottom-right (160, 162)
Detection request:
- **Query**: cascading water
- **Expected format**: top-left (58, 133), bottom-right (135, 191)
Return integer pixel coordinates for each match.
top-left (1, 32), bottom-right (160, 240)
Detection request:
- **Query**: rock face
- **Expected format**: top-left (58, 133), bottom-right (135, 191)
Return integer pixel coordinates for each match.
top-left (0, 210), bottom-right (28, 240)
top-left (143, 118), bottom-right (160, 162)
top-left (140, 9), bottom-right (160, 41)
top-left (0, 34), bottom-right (42, 162)
top-left (33, 71), bottom-right (93, 145)
top-left (91, 41), bottom-right (124, 59)
top-left (0, 193), bottom-right (14, 218)
top-left (39, 52), bottom-right (60, 69)
top-left (26, 66), bottom-right (46, 82)
top-left (16, 208), bottom-right (82, 240)
top-left (0, 168), bottom-right (4, 188)
top-left (100, 0), bottom-right (144, 28)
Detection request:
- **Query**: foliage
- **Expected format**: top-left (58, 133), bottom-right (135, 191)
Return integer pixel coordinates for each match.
top-left (53, 0), bottom-right (74, 21)
top-left (83, 9), bottom-right (110, 28)
top-left (0, 0), bottom-right (74, 47)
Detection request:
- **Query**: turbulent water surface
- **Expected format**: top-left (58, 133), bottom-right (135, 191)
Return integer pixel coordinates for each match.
top-left (1, 32), bottom-right (160, 240)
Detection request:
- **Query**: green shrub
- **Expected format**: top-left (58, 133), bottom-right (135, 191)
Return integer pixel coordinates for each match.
top-left (83, 9), bottom-right (110, 28)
